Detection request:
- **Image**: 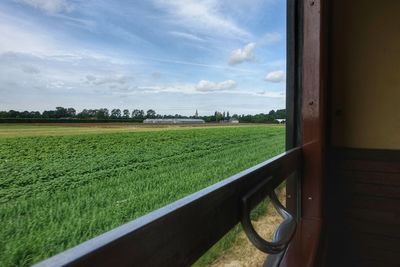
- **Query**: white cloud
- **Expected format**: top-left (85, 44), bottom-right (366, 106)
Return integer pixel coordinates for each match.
top-left (228, 43), bottom-right (256, 65)
top-left (17, 0), bottom-right (72, 14)
top-left (195, 80), bottom-right (237, 92)
top-left (0, 12), bottom-right (58, 54)
top-left (85, 74), bottom-right (129, 86)
top-left (0, 10), bottom-right (127, 65)
top-left (226, 32), bottom-right (282, 66)
top-left (169, 31), bottom-right (205, 42)
top-left (21, 64), bottom-right (40, 74)
top-left (0, 51), bottom-right (136, 99)
top-left (151, 72), bottom-right (162, 80)
top-left (264, 70), bottom-right (285, 83)
top-left (136, 84), bottom-right (194, 94)
top-left (256, 90), bottom-right (285, 98)
top-left (119, 83), bottom-right (284, 100)
top-left (154, 0), bottom-right (250, 40)
top-left (143, 56), bottom-right (256, 73)
top-left (259, 32), bottom-right (282, 45)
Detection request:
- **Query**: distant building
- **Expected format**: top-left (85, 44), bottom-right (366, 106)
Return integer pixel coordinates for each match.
top-left (220, 118), bottom-right (239, 124)
top-left (143, 118), bottom-right (205, 124)
top-left (276, 119), bottom-right (286, 124)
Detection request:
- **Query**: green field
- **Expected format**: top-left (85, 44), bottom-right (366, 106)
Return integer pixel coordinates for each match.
top-left (0, 124), bottom-right (284, 266)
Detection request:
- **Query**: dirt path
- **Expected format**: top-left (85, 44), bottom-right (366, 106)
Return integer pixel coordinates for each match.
top-left (208, 191), bottom-right (285, 267)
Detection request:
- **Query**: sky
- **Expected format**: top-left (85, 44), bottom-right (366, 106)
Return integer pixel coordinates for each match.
top-left (0, 0), bottom-right (286, 116)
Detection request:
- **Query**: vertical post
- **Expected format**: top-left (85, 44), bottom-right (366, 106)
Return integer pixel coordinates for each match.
top-left (301, 0), bottom-right (325, 221)
top-left (279, 0), bottom-right (326, 266)
top-left (286, 0), bottom-right (303, 221)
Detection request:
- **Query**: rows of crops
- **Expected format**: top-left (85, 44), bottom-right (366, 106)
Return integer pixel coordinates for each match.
top-left (0, 125), bottom-right (284, 266)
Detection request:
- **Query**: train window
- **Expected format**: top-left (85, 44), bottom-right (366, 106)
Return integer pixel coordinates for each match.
top-left (0, 1), bottom-right (287, 265)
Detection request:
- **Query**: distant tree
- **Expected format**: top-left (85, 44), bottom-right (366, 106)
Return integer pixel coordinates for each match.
top-left (275, 109), bottom-right (286, 119)
top-left (103, 108), bottom-right (110, 118)
top-left (111, 109), bottom-right (122, 119)
top-left (138, 110), bottom-right (145, 119)
top-left (8, 110), bottom-right (20, 118)
top-left (55, 107), bottom-right (68, 118)
top-left (89, 109), bottom-right (98, 117)
top-left (0, 107), bottom-right (286, 123)
top-left (96, 108), bottom-right (109, 120)
top-left (66, 108), bottom-right (76, 117)
top-left (146, 109), bottom-right (156, 118)
top-left (23, 111), bottom-right (33, 118)
top-left (0, 111), bottom-right (8, 118)
top-left (131, 109), bottom-right (145, 120)
top-left (77, 109), bottom-right (89, 119)
top-left (42, 110), bottom-right (56, 118)
top-left (268, 110), bottom-right (276, 118)
top-left (131, 109), bottom-right (139, 118)
top-left (30, 111), bottom-right (41, 118)
top-left (214, 111), bottom-right (223, 122)
top-left (123, 109), bottom-right (130, 119)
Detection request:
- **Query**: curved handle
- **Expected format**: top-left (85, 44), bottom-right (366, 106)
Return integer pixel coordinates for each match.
top-left (240, 189), bottom-right (296, 254)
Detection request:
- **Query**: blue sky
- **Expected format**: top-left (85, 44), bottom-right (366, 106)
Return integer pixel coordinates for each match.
top-left (0, 0), bottom-right (286, 115)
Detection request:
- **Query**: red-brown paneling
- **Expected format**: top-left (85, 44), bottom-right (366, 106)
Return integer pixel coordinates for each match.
top-left (326, 148), bottom-right (400, 266)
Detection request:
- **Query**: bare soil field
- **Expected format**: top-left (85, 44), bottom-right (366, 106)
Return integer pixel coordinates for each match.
top-left (0, 123), bottom-right (280, 138)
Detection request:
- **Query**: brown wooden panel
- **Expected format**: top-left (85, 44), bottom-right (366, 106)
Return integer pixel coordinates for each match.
top-left (350, 233), bottom-right (400, 252)
top-left (344, 208), bottom-right (400, 225)
top-left (331, 147), bottom-right (400, 161)
top-left (337, 170), bottom-right (400, 186)
top-left (337, 160), bottom-right (400, 173)
top-left (347, 261), bottom-right (399, 267)
top-left (325, 148), bottom-right (400, 266)
top-left (348, 261), bottom-right (399, 267)
top-left (343, 240), bottom-right (400, 266)
top-left (352, 248), bottom-right (400, 263)
top-left (349, 195), bottom-right (400, 213)
top-left (350, 183), bottom-right (400, 199)
top-left (344, 218), bottom-right (400, 238)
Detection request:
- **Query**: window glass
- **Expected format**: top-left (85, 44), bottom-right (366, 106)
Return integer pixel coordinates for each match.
top-left (0, 1), bottom-right (286, 266)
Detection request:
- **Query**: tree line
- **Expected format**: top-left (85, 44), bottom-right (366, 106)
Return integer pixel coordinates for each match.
top-left (0, 107), bottom-right (286, 123)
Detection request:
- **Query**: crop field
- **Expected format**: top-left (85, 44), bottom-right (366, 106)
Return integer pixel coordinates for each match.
top-left (0, 123), bottom-right (253, 138)
top-left (0, 124), bottom-right (284, 266)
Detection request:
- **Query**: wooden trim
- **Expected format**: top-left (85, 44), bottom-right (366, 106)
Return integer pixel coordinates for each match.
top-left (286, 0), bottom-right (302, 151)
top-left (301, 0), bottom-right (326, 220)
top-left (280, 0), bottom-right (327, 266)
top-left (286, 0), bottom-right (304, 221)
top-left (330, 147), bottom-right (400, 161)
